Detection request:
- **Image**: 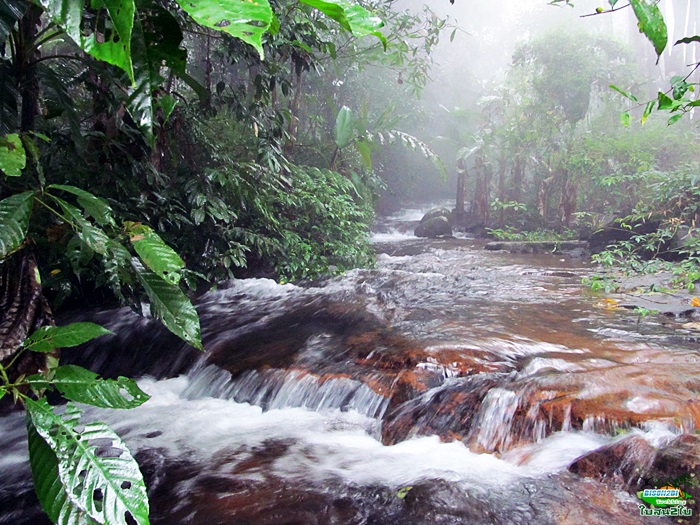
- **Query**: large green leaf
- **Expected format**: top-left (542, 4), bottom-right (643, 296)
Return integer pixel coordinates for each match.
top-left (0, 133), bottom-right (26, 177)
top-left (127, 223), bottom-right (184, 285)
top-left (48, 185), bottom-right (115, 227)
top-left (174, 0), bottom-right (273, 59)
top-left (26, 399), bottom-right (150, 525)
top-left (0, 191), bottom-right (34, 260)
top-left (27, 365), bottom-right (150, 409)
top-left (299, 0), bottom-right (384, 43)
top-left (334, 106), bottom-right (354, 149)
top-left (24, 323), bottom-right (113, 353)
top-left (629, 0), bottom-right (668, 58)
top-left (0, 0), bottom-right (28, 45)
top-left (132, 259), bottom-right (202, 350)
top-left (27, 415), bottom-right (101, 525)
top-left (49, 195), bottom-right (110, 255)
top-left (38, 0), bottom-right (136, 83)
top-left (127, 6), bottom-right (192, 140)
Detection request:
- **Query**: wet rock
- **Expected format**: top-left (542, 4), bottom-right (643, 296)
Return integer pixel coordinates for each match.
top-left (381, 376), bottom-right (498, 445)
top-left (568, 434), bottom-right (700, 523)
top-left (484, 241), bottom-right (588, 255)
top-left (415, 216), bottom-right (452, 238)
top-left (568, 435), bottom-right (657, 488)
top-left (420, 207), bottom-right (453, 224)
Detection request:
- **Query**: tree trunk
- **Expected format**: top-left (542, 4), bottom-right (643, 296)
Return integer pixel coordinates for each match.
top-left (17, 5), bottom-right (41, 132)
top-left (456, 170), bottom-right (467, 222)
top-left (0, 252), bottom-right (56, 386)
top-left (285, 65), bottom-right (303, 155)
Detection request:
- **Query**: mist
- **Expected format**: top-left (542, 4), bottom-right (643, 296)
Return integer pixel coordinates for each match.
top-left (376, 0), bottom-right (697, 212)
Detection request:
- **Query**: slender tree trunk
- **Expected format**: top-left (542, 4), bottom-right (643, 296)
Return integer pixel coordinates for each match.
top-left (285, 65), bottom-right (303, 155)
top-left (511, 155), bottom-right (524, 203)
top-left (17, 5), bottom-right (41, 132)
top-left (456, 170), bottom-right (466, 222)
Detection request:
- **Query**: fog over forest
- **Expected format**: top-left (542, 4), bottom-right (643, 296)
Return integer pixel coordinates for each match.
top-left (378, 0), bottom-right (697, 206)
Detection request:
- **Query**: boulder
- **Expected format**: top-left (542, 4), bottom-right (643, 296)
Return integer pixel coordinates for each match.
top-left (420, 207), bottom-right (452, 224)
top-left (415, 216), bottom-right (452, 238)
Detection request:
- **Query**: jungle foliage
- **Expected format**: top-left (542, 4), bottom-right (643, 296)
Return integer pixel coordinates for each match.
top-left (0, 0), bottom-right (453, 524)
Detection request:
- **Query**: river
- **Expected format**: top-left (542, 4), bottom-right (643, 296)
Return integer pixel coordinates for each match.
top-left (1, 204), bottom-right (698, 524)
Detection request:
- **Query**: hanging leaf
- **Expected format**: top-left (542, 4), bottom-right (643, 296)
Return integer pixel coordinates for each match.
top-left (27, 415), bottom-right (101, 525)
top-left (174, 0), bottom-right (273, 59)
top-left (0, 0), bottom-right (28, 43)
top-left (620, 111), bottom-right (631, 126)
top-left (27, 365), bottom-right (150, 409)
top-left (667, 113), bottom-right (683, 125)
top-left (675, 35), bottom-right (700, 45)
top-left (0, 133), bottom-right (26, 177)
top-left (299, 0), bottom-right (384, 41)
top-left (126, 223), bottom-right (184, 285)
top-left (355, 139), bottom-right (373, 170)
top-left (132, 259), bottom-right (202, 350)
top-left (38, 0), bottom-right (136, 83)
top-left (334, 106), bottom-right (354, 149)
top-left (48, 195), bottom-right (110, 255)
top-left (609, 84), bottom-right (639, 103)
top-left (0, 191), bottom-right (34, 260)
top-left (24, 323), bottom-right (113, 353)
top-left (641, 100), bottom-right (655, 124)
top-left (26, 399), bottom-right (150, 525)
top-left (48, 185), bottom-right (115, 227)
top-left (629, 0), bottom-right (668, 59)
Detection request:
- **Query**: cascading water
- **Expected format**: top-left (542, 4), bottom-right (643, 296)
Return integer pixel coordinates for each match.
top-left (1, 203), bottom-right (698, 524)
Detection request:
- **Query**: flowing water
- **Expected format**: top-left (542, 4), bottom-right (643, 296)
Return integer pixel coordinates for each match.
top-left (2, 204), bottom-right (699, 524)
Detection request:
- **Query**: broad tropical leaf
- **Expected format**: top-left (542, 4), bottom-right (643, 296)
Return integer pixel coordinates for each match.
top-left (38, 0), bottom-right (136, 83)
top-left (27, 365), bottom-right (150, 409)
top-left (299, 0), bottom-right (383, 37)
top-left (132, 259), bottom-right (202, 349)
top-left (37, 60), bottom-right (85, 151)
top-left (629, 0), bottom-right (668, 58)
top-left (0, 133), bottom-right (26, 177)
top-left (334, 106), bottom-right (354, 149)
top-left (27, 415), bottom-right (101, 525)
top-left (126, 223), bottom-right (184, 285)
top-left (0, 191), bottom-right (33, 260)
top-left (174, 0), bottom-right (273, 59)
top-left (127, 7), bottom-right (189, 141)
top-left (299, 0), bottom-right (385, 47)
top-left (24, 323), bottom-right (113, 353)
top-left (49, 195), bottom-right (110, 255)
top-left (376, 130), bottom-right (447, 180)
top-left (0, 0), bottom-right (28, 46)
top-left (49, 185), bottom-right (115, 227)
top-left (26, 399), bottom-right (150, 525)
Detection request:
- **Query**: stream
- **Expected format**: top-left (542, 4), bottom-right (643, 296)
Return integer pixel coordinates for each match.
top-left (2, 204), bottom-right (699, 524)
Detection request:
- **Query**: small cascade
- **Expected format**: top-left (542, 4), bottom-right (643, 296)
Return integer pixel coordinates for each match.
top-left (182, 363), bottom-right (389, 420)
top-left (474, 388), bottom-right (520, 452)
